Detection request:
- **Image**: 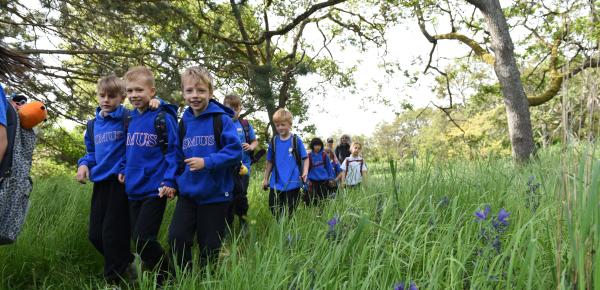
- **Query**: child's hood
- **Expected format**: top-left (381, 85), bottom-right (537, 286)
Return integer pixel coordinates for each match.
top-left (182, 99), bottom-right (234, 121)
top-left (130, 98), bottom-right (179, 120)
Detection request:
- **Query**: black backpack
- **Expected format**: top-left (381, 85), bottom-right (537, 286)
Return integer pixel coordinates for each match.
top-left (87, 109), bottom-right (170, 154)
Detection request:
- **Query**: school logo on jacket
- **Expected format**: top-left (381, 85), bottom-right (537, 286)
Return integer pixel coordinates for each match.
top-left (182, 135), bottom-right (216, 150)
top-left (94, 131), bottom-right (125, 145)
top-left (126, 132), bottom-right (158, 147)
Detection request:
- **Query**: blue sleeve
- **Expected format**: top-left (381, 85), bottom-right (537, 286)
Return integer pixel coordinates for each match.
top-left (248, 124), bottom-right (256, 142)
top-left (204, 114), bottom-right (243, 170)
top-left (78, 124), bottom-right (97, 168)
top-left (267, 138), bottom-right (274, 161)
top-left (161, 114), bottom-right (181, 189)
top-left (325, 155), bottom-right (334, 179)
top-left (297, 137), bottom-right (307, 159)
top-left (0, 85), bottom-right (7, 127)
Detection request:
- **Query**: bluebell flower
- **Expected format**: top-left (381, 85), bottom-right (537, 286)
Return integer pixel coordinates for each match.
top-left (474, 206), bottom-right (491, 221)
top-left (327, 215), bottom-right (339, 231)
top-left (393, 281), bottom-right (418, 290)
top-left (497, 208), bottom-right (509, 225)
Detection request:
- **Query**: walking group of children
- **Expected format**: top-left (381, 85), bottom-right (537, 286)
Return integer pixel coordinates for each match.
top-left (75, 65), bottom-right (368, 286)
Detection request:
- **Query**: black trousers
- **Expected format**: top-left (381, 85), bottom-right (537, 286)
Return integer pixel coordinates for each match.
top-left (88, 176), bottom-right (134, 282)
top-left (129, 196), bottom-right (167, 271)
top-left (268, 188), bottom-right (300, 219)
top-left (168, 197), bottom-right (230, 270)
top-left (227, 174), bottom-right (250, 224)
top-left (304, 180), bottom-right (330, 206)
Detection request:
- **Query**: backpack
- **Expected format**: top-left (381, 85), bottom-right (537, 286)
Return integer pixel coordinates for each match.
top-left (87, 109), bottom-right (169, 154)
top-left (269, 134), bottom-right (302, 185)
top-left (0, 104), bottom-right (36, 245)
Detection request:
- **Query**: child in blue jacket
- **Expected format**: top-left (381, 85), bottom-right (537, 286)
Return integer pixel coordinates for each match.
top-left (76, 75), bottom-right (160, 283)
top-left (305, 137), bottom-right (335, 205)
top-left (169, 66), bottom-right (242, 270)
top-left (119, 66), bottom-right (180, 281)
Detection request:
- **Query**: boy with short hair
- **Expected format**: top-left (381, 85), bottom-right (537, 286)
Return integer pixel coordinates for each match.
top-left (222, 94), bottom-right (258, 228)
top-left (340, 142), bottom-right (368, 188)
top-left (119, 66), bottom-right (180, 279)
top-left (262, 108), bottom-right (309, 218)
top-left (169, 66), bottom-right (242, 270)
top-left (77, 75), bottom-right (145, 283)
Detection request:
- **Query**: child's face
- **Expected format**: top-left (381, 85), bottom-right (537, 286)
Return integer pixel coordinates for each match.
top-left (224, 102), bottom-right (241, 119)
top-left (275, 121), bottom-right (291, 137)
top-left (183, 78), bottom-right (211, 114)
top-left (351, 145), bottom-right (361, 156)
top-left (126, 79), bottom-right (155, 111)
top-left (97, 90), bottom-right (125, 114)
top-left (314, 144), bottom-right (322, 152)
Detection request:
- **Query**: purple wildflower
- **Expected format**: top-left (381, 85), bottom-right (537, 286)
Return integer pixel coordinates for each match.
top-left (497, 208), bottom-right (510, 225)
top-left (409, 282), bottom-right (418, 290)
top-left (474, 206), bottom-right (491, 221)
top-left (327, 215), bottom-right (339, 231)
top-left (393, 282), bottom-right (405, 290)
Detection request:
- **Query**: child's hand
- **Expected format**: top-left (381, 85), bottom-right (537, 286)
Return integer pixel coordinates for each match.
top-left (149, 98), bottom-right (161, 110)
top-left (301, 173), bottom-right (307, 183)
top-left (159, 186), bottom-right (176, 199)
top-left (76, 165), bottom-right (89, 184)
top-left (118, 174), bottom-right (125, 184)
top-left (262, 180), bottom-right (269, 191)
top-left (242, 143), bottom-right (252, 151)
top-left (185, 157), bottom-right (205, 171)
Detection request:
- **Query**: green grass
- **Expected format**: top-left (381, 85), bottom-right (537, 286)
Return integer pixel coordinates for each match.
top-left (0, 146), bottom-right (597, 289)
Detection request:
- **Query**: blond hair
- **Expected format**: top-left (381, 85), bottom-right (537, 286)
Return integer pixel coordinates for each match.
top-left (97, 75), bottom-right (126, 98)
top-left (123, 66), bottom-right (155, 87)
top-left (351, 142), bottom-right (362, 149)
top-left (223, 94), bottom-right (241, 108)
top-left (272, 108), bottom-right (293, 125)
top-left (181, 66), bottom-right (213, 95)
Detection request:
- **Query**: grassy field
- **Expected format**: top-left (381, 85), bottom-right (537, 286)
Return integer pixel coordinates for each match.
top-left (0, 146), bottom-right (598, 289)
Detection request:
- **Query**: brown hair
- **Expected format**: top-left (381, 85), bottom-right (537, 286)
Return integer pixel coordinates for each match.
top-left (123, 66), bottom-right (155, 87)
top-left (181, 66), bottom-right (213, 95)
top-left (97, 75), bottom-right (126, 98)
top-left (223, 94), bottom-right (241, 108)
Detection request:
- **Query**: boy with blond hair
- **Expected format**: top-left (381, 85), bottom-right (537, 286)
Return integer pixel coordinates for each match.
top-left (340, 142), bottom-right (368, 188)
top-left (262, 108), bottom-right (309, 218)
top-left (169, 66), bottom-right (242, 270)
top-left (120, 66), bottom-right (179, 280)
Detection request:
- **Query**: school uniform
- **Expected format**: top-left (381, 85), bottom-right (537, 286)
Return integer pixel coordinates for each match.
top-left (78, 105), bottom-right (133, 282)
top-left (306, 149), bottom-right (335, 205)
top-left (124, 103), bottom-right (180, 271)
top-left (169, 100), bottom-right (242, 269)
top-left (267, 135), bottom-right (307, 218)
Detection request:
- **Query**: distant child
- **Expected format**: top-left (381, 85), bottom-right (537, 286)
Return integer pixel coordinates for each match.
top-left (169, 66), bottom-right (242, 270)
top-left (325, 137), bottom-right (343, 186)
top-left (120, 66), bottom-right (179, 280)
top-left (262, 108), bottom-right (309, 218)
top-left (340, 142), bottom-right (368, 188)
top-left (76, 75), bottom-right (158, 283)
top-left (305, 137), bottom-right (335, 205)
top-left (222, 94), bottom-right (258, 228)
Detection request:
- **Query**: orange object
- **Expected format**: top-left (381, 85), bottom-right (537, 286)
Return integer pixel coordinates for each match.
top-left (18, 101), bottom-right (47, 129)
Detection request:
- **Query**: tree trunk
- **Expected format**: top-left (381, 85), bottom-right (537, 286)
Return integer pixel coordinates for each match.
top-left (467, 0), bottom-right (536, 162)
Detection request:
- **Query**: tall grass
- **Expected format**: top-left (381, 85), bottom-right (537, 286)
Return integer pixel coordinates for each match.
top-left (0, 146), bottom-right (597, 289)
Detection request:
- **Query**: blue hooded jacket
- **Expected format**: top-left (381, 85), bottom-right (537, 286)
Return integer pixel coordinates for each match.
top-left (124, 103), bottom-right (181, 200)
top-left (78, 105), bottom-right (129, 182)
top-left (307, 149), bottom-right (335, 182)
top-left (176, 100), bottom-right (242, 205)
